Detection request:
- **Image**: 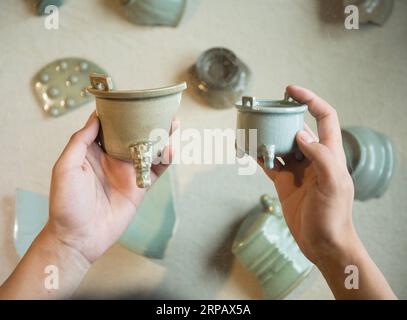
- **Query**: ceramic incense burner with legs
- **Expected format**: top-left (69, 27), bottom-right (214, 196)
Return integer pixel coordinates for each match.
top-left (87, 74), bottom-right (186, 188)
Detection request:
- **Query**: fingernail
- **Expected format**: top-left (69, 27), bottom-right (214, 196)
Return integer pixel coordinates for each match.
top-left (298, 130), bottom-right (314, 144)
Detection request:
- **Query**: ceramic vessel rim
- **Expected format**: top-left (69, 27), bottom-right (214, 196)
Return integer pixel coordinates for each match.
top-left (87, 82), bottom-right (187, 100)
top-left (235, 99), bottom-right (308, 114)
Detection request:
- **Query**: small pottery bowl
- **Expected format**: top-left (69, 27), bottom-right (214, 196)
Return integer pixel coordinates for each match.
top-left (342, 126), bottom-right (395, 201)
top-left (232, 195), bottom-right (313, 300)
top-left (87, 74), bottom-right (187, 188)
top-left (120, 0), bottom-right (187, 27)
top-left (191, 47), bottom-right (251, 109)
top-left (235, 96), bottom-right (308, 168)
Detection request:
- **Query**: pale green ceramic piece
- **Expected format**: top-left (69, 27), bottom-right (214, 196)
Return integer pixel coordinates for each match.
top-left (13, 169), bottom-right (176, 259)
top-left (232, 195), bottom-right (313, 300)
top-left (343, 0), bottom-right (394, 25)
top-left (191, 47), bottom-right (251, 109)
top-left (121, 0), bottom-right (187, 27)
top-left (33, 58), bottom-right (110, 117)
top-left (35, 0), bottom-right (64, 16)
top-left (235, 96), bottom-right (308, 169)
top-left (342, 126), bottom-right (395, 201)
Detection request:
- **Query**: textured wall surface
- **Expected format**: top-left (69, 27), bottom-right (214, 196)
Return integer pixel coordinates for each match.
top-left (0, 0), bottom-right (406, 299)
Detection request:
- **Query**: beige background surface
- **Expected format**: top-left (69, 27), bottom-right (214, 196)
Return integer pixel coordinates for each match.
top-left (0, 0), bottom-right (406, 299)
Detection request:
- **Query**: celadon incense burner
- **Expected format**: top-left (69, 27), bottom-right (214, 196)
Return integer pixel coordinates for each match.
top-left (87, 74), bottom-right (186, 188)
top-left (235, 95), bottom-right (308, 168)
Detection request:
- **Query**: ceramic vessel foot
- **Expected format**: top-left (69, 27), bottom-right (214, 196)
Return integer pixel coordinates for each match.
top-left (261, 144), bottom-right (275, 169)
top-left (130, 142), bottom-right (153, 188)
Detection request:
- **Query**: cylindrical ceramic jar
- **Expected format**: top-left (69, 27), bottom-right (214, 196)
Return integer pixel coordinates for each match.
top-left (235, 96), bottom-right (308, 168)
top-left (87, 74), bottom-right (186, 188)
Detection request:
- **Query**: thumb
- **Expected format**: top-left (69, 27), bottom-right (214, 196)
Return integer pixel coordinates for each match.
top-left (296, 130), bottom-right (335, 186)
top-left (56, 112), bottom-right (100, 169)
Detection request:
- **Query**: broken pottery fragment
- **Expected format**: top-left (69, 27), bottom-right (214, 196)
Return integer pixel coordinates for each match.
top-left (235, 95), bottom-right (307, 169)
top-left (191, 47), bottom-right (251, 109)
top-left (35, 0), bottom-right (64, 16)
top-left (87, 74), bottom-right (186, 188)
top-left (14, 170), bottom-right (176, 259)
top-left (33, 57), bottom-right (110, 117)
top-left (342, 126), bottom-right (395, 201)
top-left (343, 0), bottom-right (394, 25)
top-left (120, 0), bottom-right (187, 27)
top-left (232, 195), bottom-right (313, 300)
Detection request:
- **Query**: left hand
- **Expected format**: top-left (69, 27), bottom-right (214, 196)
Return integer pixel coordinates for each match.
top-left (46, 111), bottom-right (175, 263)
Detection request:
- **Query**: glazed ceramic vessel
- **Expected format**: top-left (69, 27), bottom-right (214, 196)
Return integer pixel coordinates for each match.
top-left (87, 74), bottom-right (186, 188)
top-left (232, 195), bottom-right (313, 300)
top-left (343, 0), bottom-right (394, 25)
top-left (235, 96), bottom-right (307, 169)
top-left (191, 47), bottom-right (251, 109)
top-left (342, 126), bottom-right (395, 201)
top-left (120, 0), bottom-right (187, 27)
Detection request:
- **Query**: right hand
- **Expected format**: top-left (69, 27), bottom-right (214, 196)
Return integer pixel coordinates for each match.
top-left (259, 85), bottom-right (356, 265)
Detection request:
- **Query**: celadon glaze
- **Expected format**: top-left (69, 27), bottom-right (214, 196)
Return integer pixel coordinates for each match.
top-left (87, 74), bottom-right (186, 188)
top-left (232, 195), bottom-right (313, 300)
top-left (14, 169), bottom-right (176, 259)
top-left (120, 0), bottom-right (187, 27)
top-left (342, 126), bottom-right (395, 201)
top-left (235, 96), bottom-right (307, 169)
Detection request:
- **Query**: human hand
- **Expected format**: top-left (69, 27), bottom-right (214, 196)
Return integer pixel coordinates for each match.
top-left (259, 85), bottom-right (356, 265)
top-left (45, 112), bottom-right (175, 263)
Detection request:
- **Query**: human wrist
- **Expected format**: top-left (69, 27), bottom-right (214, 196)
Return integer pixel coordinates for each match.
top-left (40, 224), bottom-right (91, 272)
top-left (314, 228), bottom-right (365, 276)
top-left (35, 225), bottom-right (90, 298)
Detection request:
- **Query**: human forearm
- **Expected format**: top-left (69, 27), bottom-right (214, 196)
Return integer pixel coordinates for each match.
top-left (316, 232), bottom-right (396, 300)
top-left (0, 225), bottom-right (90, 299)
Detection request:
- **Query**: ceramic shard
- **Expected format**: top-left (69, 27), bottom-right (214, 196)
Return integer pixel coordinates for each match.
top-left (120, 0), bottom-right (187, 27)
top-left (32, 58), bottom-right (110, 117)
top-left (342, 126), bottom-right (395, 201)
top-left (190, 47), bottom-right (251, 109)
top-left (35, 0), bottom-right (64, 16)
top-left (13, 169), bottom-right (176, 259)
top-left (232, 195), bottom-right (313, 300)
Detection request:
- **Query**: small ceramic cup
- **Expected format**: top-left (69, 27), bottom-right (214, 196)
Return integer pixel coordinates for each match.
top-left (235, 95), bottom-right (308, 168)
top-left (342, 126), bottom-right (395, 201)
top-left (87, 74), bottom-right (186, 188)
